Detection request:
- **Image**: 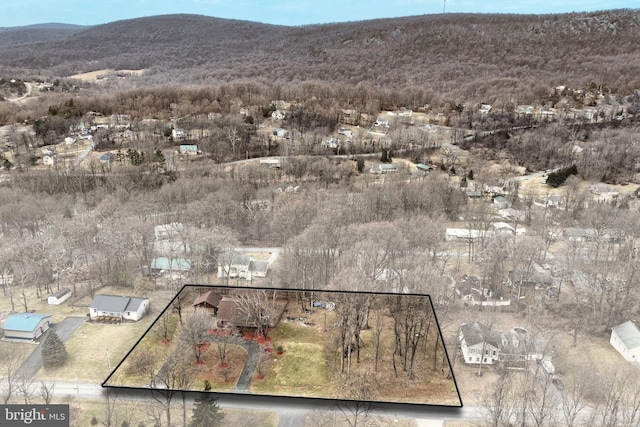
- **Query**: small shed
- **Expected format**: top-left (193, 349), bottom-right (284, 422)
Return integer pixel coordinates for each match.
top-left (611, 321), bottom-right (640, 364)
top-left (2, 313), bottom-right (52, 340)
top-left (48, 288), bottom-right (72, 305)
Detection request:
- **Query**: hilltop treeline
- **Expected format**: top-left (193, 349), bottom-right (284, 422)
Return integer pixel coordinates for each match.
top-left (1, 10), bottom-right (640, 104)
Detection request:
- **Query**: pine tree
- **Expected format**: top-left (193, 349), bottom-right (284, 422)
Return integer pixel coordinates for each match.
top-left (41, 331), bottom-right (68, 368)
top-left (189, 384), bottom-right (224, 427)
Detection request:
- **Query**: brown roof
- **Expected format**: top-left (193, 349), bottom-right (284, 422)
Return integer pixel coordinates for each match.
top-left (216, 296), bottom-right (257, 328)
top-left (192, 290), bottom-right (222, 308)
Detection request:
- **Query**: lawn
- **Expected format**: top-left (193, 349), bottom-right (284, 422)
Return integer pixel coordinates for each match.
top-left (36, 318), bottom-right (153, 382)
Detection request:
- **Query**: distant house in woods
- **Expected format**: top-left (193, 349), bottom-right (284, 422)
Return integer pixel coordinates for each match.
top-left (493, 196), bottom-right (511, 209)
top-left (458, 321), bottom-right (543, 367)
top-left (99, 152), bottom-right (115, 164)
top-left (48, 288), bottom-right (72, 305)
top-left (610, 321), bottom-right (640, 365)
top-left (217, 250), bottom-right (269, 281)
top-left (2, 313), bottom-right (51, 340)
top-left (179, 144), bottom-right (198, 155)
top-left (193, 290), bottom-right (223, 314)
top-left (89, 294), bottom-right (149, 321)
top-left (154, 222), bottom-right (183, 240)
top-left (216, 296), bottom-right (258, 329)
top-left (150, 257), bottom-right (192, 276)
top-left (369, 163), bottom-right (398, 174)
top-left (172, 128), bottom-right (187, 140)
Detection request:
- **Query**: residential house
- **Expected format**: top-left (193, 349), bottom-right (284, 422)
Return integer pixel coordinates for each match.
top-left (154, 222), bottom-right (184, 240)
top-left (179, 144), bottom-right (198, 155)
top-left (479, 104), bottom-right (492, 114)
top-left (509, 262), bottom-right (553, 288)
top-left (89, 294), bottom-right (149, 321)
top-left (458, 321), bottom-right (502, 365)
top-left (172, 128), bottom-right (187, 140)
top-left (374, 118), bottom-right (389, 127)
top-left (452, 274), bottom-right (492, 302)
top-left (369, 164), bottom-right (398, 174)
top-left (321, 137), bottom-right (341, 149)
top-left (217, 250), bottom-right (269, 281)
top-left (259, 158), bottom-right (281, 168)
top-left (493, 196), bottom-right (511, 209)
top-left (216, 296), bottom-right (258, 329)
top-left (2, 313), bottom-right (52, 340)
top-left (516, 105), bottom-right (534, 115)
top-left (272, 128), bottom-right (288, 138)
top-left (48, 288), bottom-right (72, 305)
top-left (193, 290), bottom-right (223, 314)
top-left (610, 321), bottom-right (640, 365)
top-left (546, 194), bottom-right (564, 208)
top-left (499, 208), bottom-right (524, 221)
top-left (337, 128), bottom-right (354, 138)
top-left (459, 321), bottom-right (542, 367)
top-left (99, 152), bottom-right (115, 164)
top-left (445, 228), bottom-right (494, 242)
top-left (493, 222), bottom-right (525, 236)
top-left (416, 163), bottom-right (433, 173)
top-left (563, 227), bottom-right (625, 243)
top-left (589, 183), bottom-right (619, 200)
top-left (271, 110), bottom-right (286, 120)
top-left (42, 154), bottom-right (56, 166)
top-left (150, 257), bottom-right (192, 277)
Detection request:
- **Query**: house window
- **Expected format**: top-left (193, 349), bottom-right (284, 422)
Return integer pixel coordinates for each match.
top-left (126, 312), bottom-right (131, 316)
top-left (476, 357), bottom-right (480, 362)
top-left (492, 350), bottom-right (497, 356)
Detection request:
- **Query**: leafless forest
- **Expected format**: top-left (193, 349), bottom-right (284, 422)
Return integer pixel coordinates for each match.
top-left (0, 8), bottom-right (640, 427)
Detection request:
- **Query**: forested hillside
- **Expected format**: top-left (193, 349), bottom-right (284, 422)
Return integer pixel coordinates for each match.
top-left (1, 10), bottom-right (639, 105)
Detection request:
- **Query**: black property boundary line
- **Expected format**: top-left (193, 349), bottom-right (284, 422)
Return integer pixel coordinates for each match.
top-left (102, 284), bottom-right (463, 409)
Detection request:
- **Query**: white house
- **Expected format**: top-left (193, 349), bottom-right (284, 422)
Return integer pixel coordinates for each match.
top-left (458, 321), bottom-right (502, 365)
top-left (217, 250), bottom-right (269, 281)
top-left (48, 288), bottom-right (72, 305)
top-left (271, 110), bottom-right (286, 120)
top-left (89, 294), bottom-right (149, 321)
top-left (42, 154), bottom-right (56, 166)
top-left (172, 128), bottom-right (187, 140)
top-left (369, 164), bottom-right (397, 174)
top-left (459, 321), bottom-right (543, 367)
top-left (611, 321), bottom-right (640, 365)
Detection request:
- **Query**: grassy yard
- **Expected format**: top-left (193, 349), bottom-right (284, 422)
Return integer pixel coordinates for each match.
top-left (36, 318), bottom-right (153, 382)
top-left (251, 321), bottom-right (333, 397)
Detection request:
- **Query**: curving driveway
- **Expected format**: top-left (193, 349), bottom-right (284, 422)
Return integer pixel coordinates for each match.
top-left (204, 335), bottom-right (261, 393)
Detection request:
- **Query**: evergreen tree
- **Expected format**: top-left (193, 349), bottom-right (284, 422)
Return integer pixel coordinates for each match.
top-left (41, 331), bottom-right (68, 368)
top-left (189, 384), bottom-right (224, 427)
top-left (468, 169), bottom-right (474, 180)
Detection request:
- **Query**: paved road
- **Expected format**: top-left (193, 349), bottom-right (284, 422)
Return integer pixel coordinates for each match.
top-left (14, 317), bottom-right (86, 381)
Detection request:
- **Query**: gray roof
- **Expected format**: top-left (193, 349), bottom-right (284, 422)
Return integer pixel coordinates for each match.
top-left (460, 321), bottom-right (502, 349)
top-left (612, 321), bottom-right (640, 351)
top-left (50, 288), bottom-right (71, 299)
top-left (249, 260), bottom-right (269, 273)
top-left (90, 295), bottom-right (147, 313)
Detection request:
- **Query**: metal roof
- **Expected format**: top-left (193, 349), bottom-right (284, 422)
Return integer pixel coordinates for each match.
top-left (3, 313), bottom-right (51, 332)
